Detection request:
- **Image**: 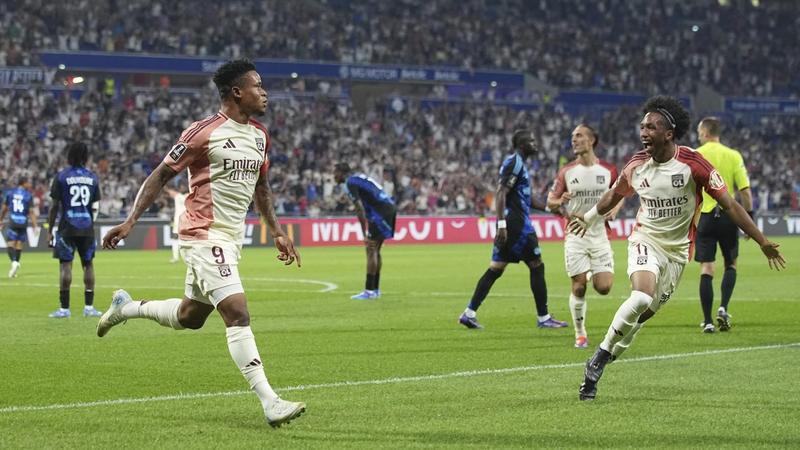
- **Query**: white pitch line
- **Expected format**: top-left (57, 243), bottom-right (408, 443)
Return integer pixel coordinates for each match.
top-left (1, 342), bottom-right (796, 414)
top-left (3, 277), bottom-right (339, 293)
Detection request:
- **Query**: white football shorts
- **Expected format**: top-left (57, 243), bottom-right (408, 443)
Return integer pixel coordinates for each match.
top-left (180, 239), bottom-right (244, 307)
top-left (626, 239), bottom-right (686, 312)
top-left (564, 238), bottom-right (614, 278)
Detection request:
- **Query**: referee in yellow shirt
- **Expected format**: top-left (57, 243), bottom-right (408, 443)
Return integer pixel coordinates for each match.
top-left (694, 117), bottom-right (753, 333)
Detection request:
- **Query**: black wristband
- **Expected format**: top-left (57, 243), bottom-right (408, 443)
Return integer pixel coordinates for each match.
top-left (747, 210), bottom-right (754, 220)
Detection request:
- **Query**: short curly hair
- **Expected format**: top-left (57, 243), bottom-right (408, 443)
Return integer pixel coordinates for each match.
top-left (642, 96), bottom-right (691, 140)
top-left (511, 129), bottom-right (533, 148)
top-left (212, 59), bottom-right (257, 99)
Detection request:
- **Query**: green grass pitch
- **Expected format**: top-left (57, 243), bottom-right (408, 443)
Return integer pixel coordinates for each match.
top-left (0, 238), bottom-right (798, 449)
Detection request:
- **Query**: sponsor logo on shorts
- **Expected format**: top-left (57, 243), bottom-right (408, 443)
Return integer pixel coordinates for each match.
top-left (671, 174), bottom-right (685, 188)
top-left (169, 143), bottom-right (187, 161)
top-left (637, 256), bottom-right (647, 265)
top-left (218, 264), bottom-right (232, 277)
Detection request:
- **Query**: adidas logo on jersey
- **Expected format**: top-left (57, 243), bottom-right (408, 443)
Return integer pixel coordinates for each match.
top-left (222, 139), bottom-right (236, 149)
top-left (639, 178), bottom-right (651, 188)
top-left (570, 178), bottom-right (579, 185)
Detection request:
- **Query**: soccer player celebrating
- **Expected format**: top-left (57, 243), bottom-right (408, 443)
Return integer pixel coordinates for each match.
top-left (47, 143), bottom-right (102, 318)
top-left (98, 59), bottom-right (306, 427)
top-left (569, 96), bottom-right (785, 401)
top-left (458, 129), bottom-right (567, 330)
top-left (694, 117), bottom-right (752, 333)
top-left (333, 163), bottom-right (397, 300)
top-left (0, 177), bottom-right (38, 278)
top-left (547, 124), bottom-right (620, 348)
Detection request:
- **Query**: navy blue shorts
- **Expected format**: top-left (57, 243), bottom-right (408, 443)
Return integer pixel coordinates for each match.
top-left (366, 205), bottom-right (397, 241)
top-left (54, 234), bottom-right (96, 263)
top-left (5, 226), bottom-right (27, 243)
top-left (492, 231), bottom-right (542, 263)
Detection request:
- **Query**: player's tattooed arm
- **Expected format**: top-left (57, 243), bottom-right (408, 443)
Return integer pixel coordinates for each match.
top-left (102, 162), bottom-right (177, 249)
top-left (254, 171), bottom-right (301, 267)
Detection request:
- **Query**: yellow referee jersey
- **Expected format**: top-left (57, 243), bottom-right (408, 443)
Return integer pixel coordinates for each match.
top-left (696, 142), bottom-right (750, 213)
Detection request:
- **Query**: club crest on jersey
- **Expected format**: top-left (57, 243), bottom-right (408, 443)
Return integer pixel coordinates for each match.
top-left (255, 137), bottom-right (265, 152)
top-left (709, 170), bottom-right (725, 190)
top-left (671, 174), bottom-right (685, 188)
top-left (596, 175), bottom-right (605, 184)
top-left (169, 143), bottom-right (187, 161)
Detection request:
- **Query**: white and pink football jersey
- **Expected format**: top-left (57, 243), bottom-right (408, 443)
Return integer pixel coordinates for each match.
top-left (551, 159), bottom-right (617, 242)
top-left (164, 112), bottom-right (270, 242)
top-left (614, 146), bottom-right (727, 261)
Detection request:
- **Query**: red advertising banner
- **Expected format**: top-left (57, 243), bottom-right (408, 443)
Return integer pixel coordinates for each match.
top-left (278, 216), bottom-right (642, 247)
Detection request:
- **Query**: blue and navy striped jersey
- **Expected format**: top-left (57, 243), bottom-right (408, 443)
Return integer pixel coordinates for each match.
top-left (498, 152), bottom-right (533, 231)
top-left (50, 166), bottom-right (101, 236)
top-left (344, 174), bottom-right (395, 211)
top-left (4, 186), bottom-right (34, 227)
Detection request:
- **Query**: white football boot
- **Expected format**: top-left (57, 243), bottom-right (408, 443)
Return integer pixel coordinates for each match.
top-left (265, 398), bottom-right (306, 428)
top-left (97, 289), bottom-right (133, 337)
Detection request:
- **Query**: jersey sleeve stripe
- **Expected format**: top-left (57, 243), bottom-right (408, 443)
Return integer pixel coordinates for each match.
top-left (183, 114), bottom-right (223, 143)
top-left (512, 154), bottom-right (523, 176)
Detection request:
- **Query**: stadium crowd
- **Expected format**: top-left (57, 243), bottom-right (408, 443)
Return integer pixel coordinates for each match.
top-left (1, 85), bottom-right (798, 221)
top-left (1, 0), bottom-right (798, 96)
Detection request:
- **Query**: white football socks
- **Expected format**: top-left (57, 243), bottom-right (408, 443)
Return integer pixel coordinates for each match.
top-left (226, 326), bottom-right (279, 409)
top-left (612, 322), bottom-right (643, 358)
top-left (171, 241), bottom-right (180, 261)
top-left (599, 290), bottom-right (652, 352)
top-left (569, 294), bottom-right (586, 337)
top-left (121, 298), bottom-right (185, 330)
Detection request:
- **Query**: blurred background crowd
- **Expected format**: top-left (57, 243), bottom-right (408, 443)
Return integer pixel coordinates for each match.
top-left (3, 0), bottom-right (798, 96)
top-left (0, 0), bottom-right (798, 220)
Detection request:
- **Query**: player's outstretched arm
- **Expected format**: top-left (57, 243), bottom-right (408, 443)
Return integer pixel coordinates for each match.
top-left (102, 163), bottom-right (177, 249)
top-left (254, 171), bottom-right (301, 267)
top-left (718, 193), bottom-right (785, 270)
top-left (567, 189), bottom-right (624, 237)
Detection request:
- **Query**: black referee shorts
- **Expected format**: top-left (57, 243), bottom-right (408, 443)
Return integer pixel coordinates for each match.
top-left (694, 209), bottom-right (739, 264)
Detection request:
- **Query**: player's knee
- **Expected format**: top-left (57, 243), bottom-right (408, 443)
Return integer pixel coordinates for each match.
top-left (222, 311), bottom-right (250, 327)
top-left (488, 262), bottom-right (506, 275)
top-left (179, 315), bottom-right (208, 330)
top-left (595, 285), bottom-right (611, 296)
top-left (572, 284), bottom-right (587, 298)
top-left (628, 290), bottom-right (653, 315)
top-left (593, 280), bottom-right (612, 295)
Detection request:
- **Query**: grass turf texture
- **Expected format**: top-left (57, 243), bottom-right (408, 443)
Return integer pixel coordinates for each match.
top-left (0, 238), bottom-right (798, 449)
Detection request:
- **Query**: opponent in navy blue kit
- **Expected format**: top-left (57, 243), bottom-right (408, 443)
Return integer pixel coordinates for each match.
top-left (47, 142), bottom-right (102, 318)
top-left (334, 163), bottom-right (397, 300)
top-left (458, 129), bottom-right (567, 329)
top-left (0, 178), bottom-right (38, 278)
